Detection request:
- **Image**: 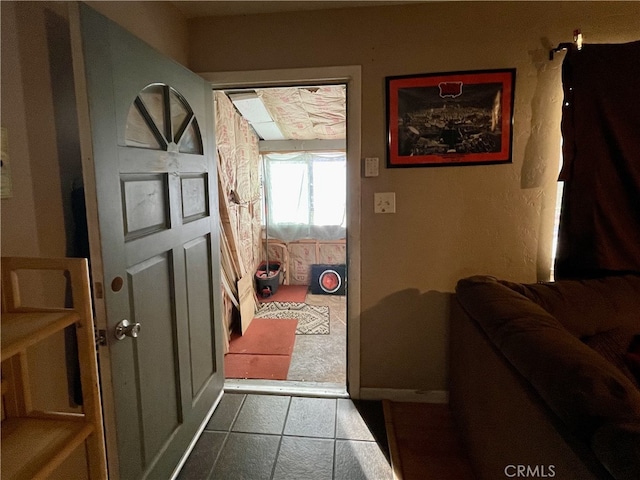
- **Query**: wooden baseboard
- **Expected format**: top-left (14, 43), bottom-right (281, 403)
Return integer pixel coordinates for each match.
top-left (359, 388), bottom-right (449, 403)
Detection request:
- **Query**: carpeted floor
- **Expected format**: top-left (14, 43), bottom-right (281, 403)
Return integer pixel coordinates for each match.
top-left (224, 290), bottom-right (347, 384)
top-left (287, 293), bottom-right (346, 383)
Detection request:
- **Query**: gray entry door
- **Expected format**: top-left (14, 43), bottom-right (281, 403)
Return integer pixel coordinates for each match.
top-left (71, 4), bottom-right (224, 478)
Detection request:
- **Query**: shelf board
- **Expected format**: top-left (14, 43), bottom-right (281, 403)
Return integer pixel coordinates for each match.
top-left (1, 311), bottom-right (80, 361)
top-left (1, 417), bottom-right (94, 480)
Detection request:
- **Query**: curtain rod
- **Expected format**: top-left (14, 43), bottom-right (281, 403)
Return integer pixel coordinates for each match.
top-left (549, 29), bottom-right (583, 60)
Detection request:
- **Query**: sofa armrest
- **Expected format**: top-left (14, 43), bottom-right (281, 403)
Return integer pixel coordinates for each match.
top-left (450, 299), bottom-right (613, 480)
top-left (456, 276), bottom-right (640, 438)
top-left (497, 275), bottom-right (640, 338)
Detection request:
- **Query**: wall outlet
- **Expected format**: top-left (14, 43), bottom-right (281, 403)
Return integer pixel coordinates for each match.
top-left (374, 192), bottom-right (396, 213)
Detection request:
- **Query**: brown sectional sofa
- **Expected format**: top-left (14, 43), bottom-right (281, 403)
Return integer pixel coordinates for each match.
top-left (451, 274), bottom-right (640, 480)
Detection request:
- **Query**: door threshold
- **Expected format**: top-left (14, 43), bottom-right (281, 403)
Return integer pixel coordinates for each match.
top-left (224, 379), bottom-right (349, 398)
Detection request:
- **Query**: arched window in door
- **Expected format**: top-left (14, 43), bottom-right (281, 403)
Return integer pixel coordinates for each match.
top-left (125, 83), bottom-right (203, 155)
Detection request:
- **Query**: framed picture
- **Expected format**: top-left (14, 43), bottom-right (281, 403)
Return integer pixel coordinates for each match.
top-left (386, 68), bottom-right (515, 167)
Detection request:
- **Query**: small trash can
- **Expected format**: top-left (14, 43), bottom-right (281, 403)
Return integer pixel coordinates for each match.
top-left (255, 261), bottom-right (282, 298)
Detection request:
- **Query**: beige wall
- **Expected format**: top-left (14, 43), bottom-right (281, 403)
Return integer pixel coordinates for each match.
top-left (188, 1), bottom-right (640, 392)
top-left (1, 1), bottom-right (66, 258)
top-left (2, 0), bottom-right (639, 400)
top-left (86, 1), bottom-right (189, 65)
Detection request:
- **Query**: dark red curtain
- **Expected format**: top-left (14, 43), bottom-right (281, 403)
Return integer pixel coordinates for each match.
top-left (555, 40), bottom-right (640, 279)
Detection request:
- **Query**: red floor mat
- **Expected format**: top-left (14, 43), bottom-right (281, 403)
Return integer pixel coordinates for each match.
top-left (228, 318), bottom-right (297, 355)
top-left (225, 317), bottom-right (298, 380)
top-left (224, 353), bottom-right (292, 380)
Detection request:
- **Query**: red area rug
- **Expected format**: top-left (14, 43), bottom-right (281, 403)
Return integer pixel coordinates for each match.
top-left (259, 284), bottom-right (309, 303)
top-left (224, 354), bottom-right (292, 380)
top-left (225, 318), bottom-right (297, 380)
top-left (228, 318), bottom-right (297, 355)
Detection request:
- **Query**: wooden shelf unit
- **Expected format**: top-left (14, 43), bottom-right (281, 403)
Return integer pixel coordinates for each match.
top-left (1, 257), bottom-right (107, 480)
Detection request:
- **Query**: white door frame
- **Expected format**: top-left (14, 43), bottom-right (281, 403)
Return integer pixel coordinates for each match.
top-left (200, 66), bottom-right (362, 398)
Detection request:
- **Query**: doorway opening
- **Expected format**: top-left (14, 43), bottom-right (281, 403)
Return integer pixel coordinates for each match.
top-left (206, 67), bottom-right (360, 396)
top-left (214, 83), bottom-right (348, 395)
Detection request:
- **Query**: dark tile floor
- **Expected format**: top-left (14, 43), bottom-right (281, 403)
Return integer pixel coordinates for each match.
top-left (177, 392), bottom-right (392, 480)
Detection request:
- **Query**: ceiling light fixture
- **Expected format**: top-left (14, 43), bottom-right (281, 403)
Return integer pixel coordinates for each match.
top-left (228, 92), bottom-right (285, 140)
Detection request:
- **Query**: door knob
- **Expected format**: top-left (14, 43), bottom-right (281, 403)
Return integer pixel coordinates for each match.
top-left (115, 319), bottom-right (141, 340)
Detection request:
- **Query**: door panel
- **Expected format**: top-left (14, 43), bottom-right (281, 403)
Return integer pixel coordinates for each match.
top-left (181, 174), bottom-right (209, 221)
top-left (72, 3), bottom-right (224, 478)
top-left (184, 235), bottom-right (216, 397)
top-left (122, 174), bottom-right (170, 240)
top-left (128, 254), bottom-right (181, 462)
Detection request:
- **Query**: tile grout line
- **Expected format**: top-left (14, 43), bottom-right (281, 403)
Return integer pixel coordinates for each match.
top-left (206, 393), bottom-right (249, 480)
top-left (332, 433), bottom-right (338, 480)
top-left (269, 434), bottom-right (284, 480)
top-left (229, 393), bottom-right (249, 433)
top-left (205, 430), bottom-right (229, 480)
top-left (269, 395), bottom-right (292, 480)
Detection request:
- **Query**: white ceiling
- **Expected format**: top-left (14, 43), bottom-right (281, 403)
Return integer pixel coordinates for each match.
top-left (171, 1), bottom-right (428, 19)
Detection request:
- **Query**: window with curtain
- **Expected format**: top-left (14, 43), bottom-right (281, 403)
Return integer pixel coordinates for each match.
top-left (555, 40), bottom-right (640, 279)
top-left (262, 152), bottom-right (346, 242)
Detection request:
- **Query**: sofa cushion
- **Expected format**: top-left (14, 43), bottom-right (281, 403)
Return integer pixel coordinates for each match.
top-left (584, 328), bottom-right (639, 388)
top-left (497, 275), bottom-right (640, 338)
top-left (456, 276), bottom-right (640, 439)
top-left (591, 421), bottom-right (640, 480)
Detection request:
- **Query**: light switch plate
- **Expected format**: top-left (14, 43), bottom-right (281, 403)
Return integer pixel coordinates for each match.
top-left (364, 157), bottom-right (379, 177)
top-left (374, 192), bottom-right (396, 213)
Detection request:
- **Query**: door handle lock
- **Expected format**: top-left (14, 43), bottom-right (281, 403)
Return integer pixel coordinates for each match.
top-left (115, 319), bottom-right (141, 340)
